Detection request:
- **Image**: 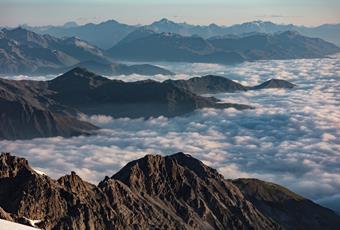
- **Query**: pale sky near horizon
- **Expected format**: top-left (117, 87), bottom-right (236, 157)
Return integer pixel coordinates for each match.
top-left (1, 0), bottom-right (340, 27)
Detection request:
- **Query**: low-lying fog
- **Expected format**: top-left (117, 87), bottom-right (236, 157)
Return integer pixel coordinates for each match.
top-left (1, 54), bottom-right (339, 212)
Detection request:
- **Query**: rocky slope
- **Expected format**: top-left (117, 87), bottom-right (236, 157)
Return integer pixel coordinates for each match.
top-left (0, 78), bottom-right (97, 140)
top-left (232, 179), bottom-right (340, 230)
top-left (1, 152), bottom-right (339, 229)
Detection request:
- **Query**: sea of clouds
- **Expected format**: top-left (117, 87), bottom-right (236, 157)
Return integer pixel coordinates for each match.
top-left (0, 55), bottom-right (339, 212)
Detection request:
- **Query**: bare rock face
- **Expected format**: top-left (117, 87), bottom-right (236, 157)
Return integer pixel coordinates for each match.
top-left (112, 153), bottom-right (278, 229)
top-left (0, 152), bottom-right (340, 230)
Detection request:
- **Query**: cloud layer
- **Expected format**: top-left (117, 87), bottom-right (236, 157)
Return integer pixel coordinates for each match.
top-left (1, 54), bottom-right (339, 212)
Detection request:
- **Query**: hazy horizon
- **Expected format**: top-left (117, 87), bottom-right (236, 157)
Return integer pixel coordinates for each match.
top-left (1, 0), bottom-right (340, 27)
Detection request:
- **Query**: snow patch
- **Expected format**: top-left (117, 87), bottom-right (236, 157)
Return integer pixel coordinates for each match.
top-left (0, 219), bottom-right (39, 230)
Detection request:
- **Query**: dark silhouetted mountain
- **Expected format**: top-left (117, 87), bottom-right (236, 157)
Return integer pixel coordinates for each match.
top-left (109, 29), bottom-right (339, 63)
top-left (1, 152), bottom-right (340, 229)
top-left (0, 68), bottom-right (253, 140)
top-left (165, 75), bottom-right (248, 94)
top-left (250, 79), bottom-right (296, 90)
top-left (165, 75), bottom-right (295, 94)
top-left (23, 20), bottom-right (138, 49)
top-left (108, 28), bottom-right (245, 64)
top-left (0, 78), bottom-right (97, 140)
top-left (48, 68), bottom-right (252, 118)
top-left (0, 67), bottom-right (298, 139)
top-left (232, 178), bottom-right (340, 230)
top-left (209, 31), bottom-right (340, 60)
top-left (0, 27), bottom-right (174, 76)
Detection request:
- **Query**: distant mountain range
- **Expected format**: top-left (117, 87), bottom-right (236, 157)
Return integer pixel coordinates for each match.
top-left (108, 28), bottom-right (245, 64)
top-left (0, 67), bottom-right (295, 140)
top-left (1, 152), bottom-right (339, 229)
top-left (22, 18), bottom-right (340, 48)
top-left (0, 27), bottom-right (172, 76)
top-left (22, 20), bottom-right (137, 49)
top-left (108, 29), bottom-right (339, 63)
top-left (1, 24), bottom-right (339, 74)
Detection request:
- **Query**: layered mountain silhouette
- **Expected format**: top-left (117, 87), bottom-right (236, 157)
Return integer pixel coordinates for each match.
top-left (1, 26), bottom-right (339, 75)
top-left (23, 19), bottom-right (137, 49)
top-left (2, 68), bottom-right (277, 140)
top-left (0, 28), bottom-right (172, 76)
top-left (24, 18), bottom-right (340, 48)
top-left (47, 68), bottom-right (252, 118)
top-left (147, 19), bottom-right (340, 47)
top-left (108, 29), bottom-right (339, 63)
top-left (108, 28), bottom-right (244, 64)
top-left (38, 60), bottom-right (174, 76)
top-left (0, 152), bottom-right (339, 229)
top-left (165, 75), bottom-right (295, 94)
top-left (208, 31), bottom-right (339, 60)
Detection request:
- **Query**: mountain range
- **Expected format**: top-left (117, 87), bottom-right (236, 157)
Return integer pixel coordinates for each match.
top-left (1, 152), bottom-right (339, 229)
top-left (22, 18), bottom-right (340, 48)
top-left (23, 20), bottom-right (137, 49)
top-left (1, 25), bottom-right (339, 74)
top-left (108, 29), bottom-right (339, 63)
top-left (0, 27), bottom-right (172, 76)
top-left (0, 67), bottom-right (294, 140)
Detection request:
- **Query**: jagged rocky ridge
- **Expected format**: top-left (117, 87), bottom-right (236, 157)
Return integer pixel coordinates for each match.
top-left (0, 152), bottom-right (339, 229)
top-left (0, 68), bottom-right (296, 140)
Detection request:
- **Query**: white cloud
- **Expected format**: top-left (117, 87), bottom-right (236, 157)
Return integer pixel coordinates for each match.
top-left (0, 54), bottom-right (340, 212)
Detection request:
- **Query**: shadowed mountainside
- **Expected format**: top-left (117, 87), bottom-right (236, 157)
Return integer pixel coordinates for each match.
top-left (1, 68), bottom-right (266, 140)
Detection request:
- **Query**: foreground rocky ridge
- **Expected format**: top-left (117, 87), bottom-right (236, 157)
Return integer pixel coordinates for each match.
top-left (0, 152), bottom-right (339, 229)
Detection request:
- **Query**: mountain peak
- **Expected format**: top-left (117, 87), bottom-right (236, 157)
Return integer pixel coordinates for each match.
top-left (99, 19), bottom-right (120, 25)
top-left (154, 18), bottom-right (176, 24)
top-left (0, 152), bottom-right (34, 178)
top-left (63, 21), bottom-right (78, 28)
top-left (252, 79), bottom-right (296, 90)
top-left (112, 152), bottom-right (222, 191)
top-left (49, 67), bottom-right (110, 89)
top-left (65, 66), bottom-right (92, 75)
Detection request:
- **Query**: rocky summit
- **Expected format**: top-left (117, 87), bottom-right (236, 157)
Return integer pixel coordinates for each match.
top-left (0, 152), bottom-right (339, 230)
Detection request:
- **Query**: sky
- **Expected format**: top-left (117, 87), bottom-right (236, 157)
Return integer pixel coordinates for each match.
top-left (0, 0), bottom-right (340, 27)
